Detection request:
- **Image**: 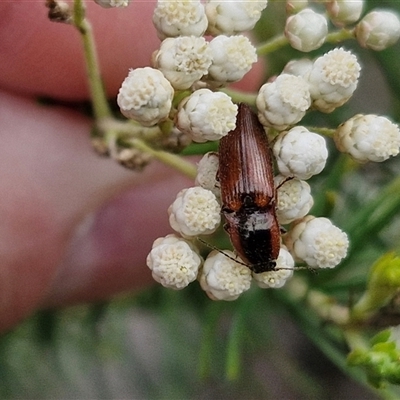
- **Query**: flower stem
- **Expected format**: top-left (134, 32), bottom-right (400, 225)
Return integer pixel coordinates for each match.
top-left (325, 28), bottom-right (355, 44)
top-left (256, 27), bottom-right (354, 58)
top-left (305, 126), bottom-right (336, 138)
top-left (220, 89), bottom-right (257, 106)
top-left (256, 33), bottom-right (288, 56)
top-left (98, 118), bottom-right (162, 140)
top-left (72, 0), bottom-right (112, 119)
top-left (129, 138), bottom-right (197, 179)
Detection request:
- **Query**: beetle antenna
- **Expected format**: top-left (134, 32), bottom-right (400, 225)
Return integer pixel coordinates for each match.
top-left (197, 238), bottom-right (316, 273)
top-left (275, 175), bottom-right (294, 190)
top-left (197, 237), bottom-right (249, 267)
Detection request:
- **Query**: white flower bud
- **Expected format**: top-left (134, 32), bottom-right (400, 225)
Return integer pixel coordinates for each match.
top-left (252, 246), bottom-right (294, 289)
top-left (282, 58), bottom-right (313, 77)
top-left (285, 216), bottom-right (349, 269)
top-left (176, 89), bottom-right (238, 142)
top-left (152, 36), bottom-right (212, 90)
top-left (334, 114), bottom-right (400, 163)
top-left (256, 74), bottom-right (311, 131)
top-left (285, 8), bottom-right (328, 52)
top-left (199, 250), bottom-right (252, 301)
top-left (147, 234), bottom-right (202, 289)
top-left (94, 0), bottom-right (130, 8)
top-left (326, 0), bottom-right (364, 28)
top-left (306, 48), bottom-right (360, 113)
top-left (205, 0), bottom-right (268, 36)
top-left (152, 0), bottom-right (208, 40)
top-left (274, 175), bottom-right (314, 224)
top-left (117, 67), bottom-right (174, 126)
top-left (355, 10), bottom-right (400, 51)
top-left (169, 186), bottom-right (221, 237)
top-left (273, 126), bottom-right (328, 180)
top-left (195, 152), bottom-right (221, 198)
top-left (206, 35), bottom-right (257, 86)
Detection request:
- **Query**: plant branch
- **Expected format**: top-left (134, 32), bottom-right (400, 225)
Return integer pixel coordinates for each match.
top-left (257, 33), bottom-right (288, 56)
top-left (73, 0), bottom-right (112, 119)
top-left (325, 28), bottom-right (355, 44)
top-left (129, 138), bottom-right (197, 179)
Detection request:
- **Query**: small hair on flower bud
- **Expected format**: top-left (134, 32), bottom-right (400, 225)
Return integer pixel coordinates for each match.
top-left (256, 74), bottom-right (311, 131)
top-left (205, 0), bottom-right (268, 36)
top-left (195, 152), bottom-right (220, 198)
top-left (334, 114), bottom-right (400, 163)
top-left (152, 36), bottom-right (212, 90)
top-left (274, 175), bottom-right (314, 224)
top-left (168, 186), bottom-right (221, 238)
top-left (253, 246), bottom-right (294, 289)
top-left (285, 8), bottom-right (328, 52)
top-left (199, 250), bottom-right (252, 301)
top-left (152, 0), bottom-right (208, 40)
top-left (176, 89), bottom-right (238, 143)
top-left (205, 35), bottom-right (257, 87)
top-left (326, 0), bottom-right (364, 28)
top-left (117, 67), bottom-right (174, 126)
top-left (146, 234), bottom-right (202, 290)
top-left (273, 126), bottom-right (328, 180)
top-left (285, 216), bottom-right (349, 269)
top-left (355, 9), bottom-right (400, 51)
top-left (306, 48), bottom-right (361, 113)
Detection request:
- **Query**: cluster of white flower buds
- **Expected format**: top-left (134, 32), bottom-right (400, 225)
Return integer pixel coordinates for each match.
top-left (117, 0), bottom-right (265, 143)
top-left (112, 1), bottom-right (400, 300)
top-left (258, 47), bottom-right (361, 130)
top-left (284, 1), bottom-right (400, 52)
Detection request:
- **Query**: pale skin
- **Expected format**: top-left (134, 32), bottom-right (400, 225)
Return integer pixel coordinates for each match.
top-left (0, 2), bottom-right (262, 332)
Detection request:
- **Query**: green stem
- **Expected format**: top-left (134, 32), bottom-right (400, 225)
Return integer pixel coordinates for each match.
top-left (198, 302), bottom-right (224, 378)
top-left (344, 329), bottom-right (369, 352)
top-left (257, 34), bottom-right (288, 56)
top-left (225, 294), bottom-right (254, 381)
top-left (256, 27), bottom-right (354, 58)
top-left (225, 314), bottom-right (243, 381)
top-left (325, 28), bottom-right (355, 44)
top-left (350, 292), bottom-right (376, 323)
top-left (129, 138), bottom-right (197, 179)
top-left (220, 89), bottom-right (257, 106)
top-left (98, 118), bottom-right (162, 140)
top-left (73, 0), bottom-right (111, 119)
top-left (306, 126), bottom-right (336, 138)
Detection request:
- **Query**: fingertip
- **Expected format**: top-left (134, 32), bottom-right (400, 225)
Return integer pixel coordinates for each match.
top-left (0, 90), bottom-right (195, 329)
top-left (0, 2), bottom-right (159, 99)
top-left (42, 172), bottom-right (193, 308)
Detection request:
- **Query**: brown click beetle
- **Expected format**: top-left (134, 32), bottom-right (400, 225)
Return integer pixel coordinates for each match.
top-left (218, 103), bottom-right (280, 273)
